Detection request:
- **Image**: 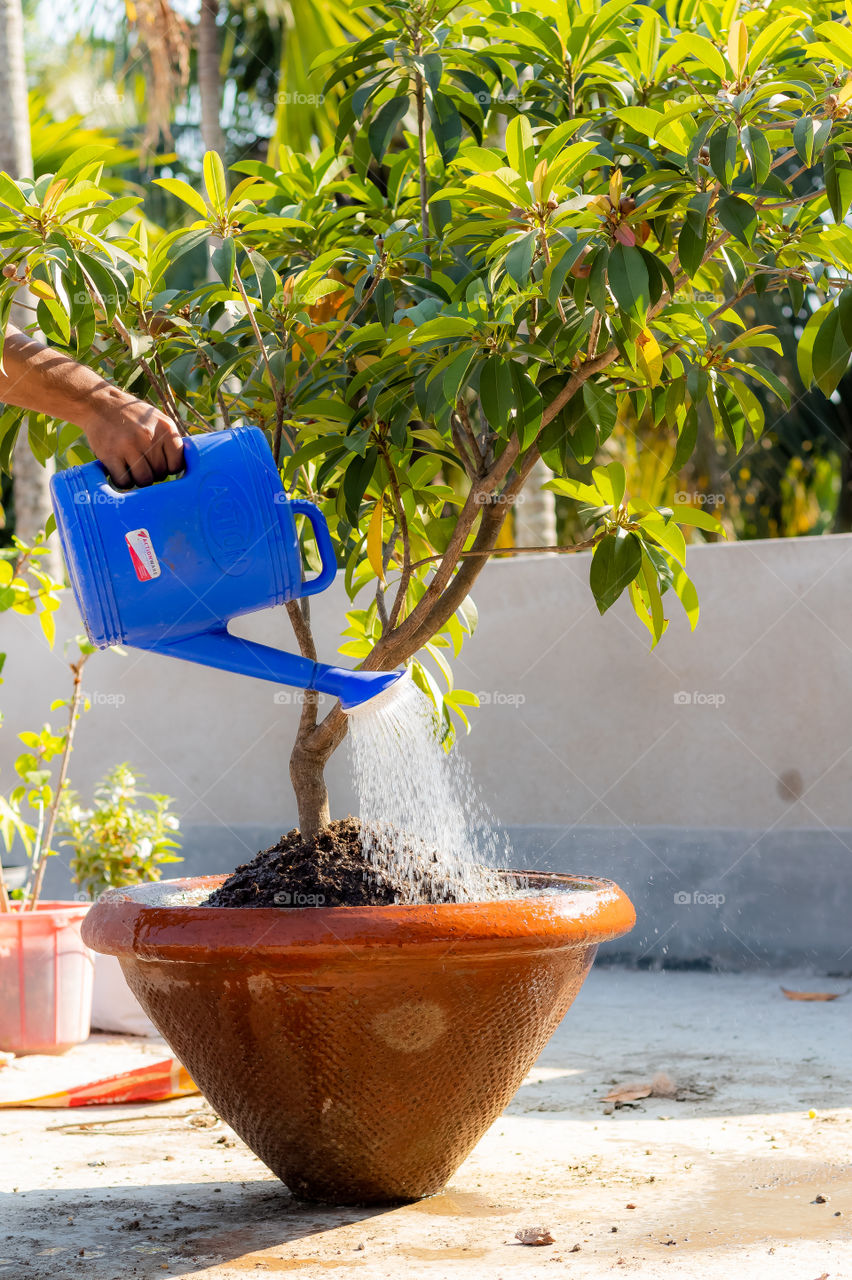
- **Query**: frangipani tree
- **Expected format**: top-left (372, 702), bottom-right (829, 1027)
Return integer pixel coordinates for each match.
top-left (0, 0), bottom-right (849, 835)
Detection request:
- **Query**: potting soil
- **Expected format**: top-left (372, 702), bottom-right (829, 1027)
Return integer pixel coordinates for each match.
top-left (205, 817), bottom-right (501, 908)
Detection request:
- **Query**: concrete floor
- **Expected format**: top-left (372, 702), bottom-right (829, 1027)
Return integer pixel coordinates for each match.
top-left (2, 968), bottom-right (851, 1279)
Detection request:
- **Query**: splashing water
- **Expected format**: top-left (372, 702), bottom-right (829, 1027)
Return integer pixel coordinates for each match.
top-left (346, 671), bottom-right (515, 903)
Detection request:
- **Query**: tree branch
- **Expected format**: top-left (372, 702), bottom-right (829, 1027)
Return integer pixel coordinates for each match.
top-left (286, 599), bottom-right (320, 737)
top-left (413, 36), bottom-right (431, 280)
top-left (27, 653), bottom-right (89, 909)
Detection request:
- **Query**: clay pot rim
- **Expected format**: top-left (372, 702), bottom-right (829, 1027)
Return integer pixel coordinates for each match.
top-left (82, 871), bottom-right (636, 965)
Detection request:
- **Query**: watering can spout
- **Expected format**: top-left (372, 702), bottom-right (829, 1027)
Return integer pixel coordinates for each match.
top-left (145, 630), bottom-right (402, 710)
top-left (309, 665), bottom-right (403, 710)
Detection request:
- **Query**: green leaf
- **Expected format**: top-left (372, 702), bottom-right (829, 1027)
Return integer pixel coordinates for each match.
top-left (374, 277), bottom-right (395, 329)
top-left (639, 547), bottom-right (667, 646)
top-left (607, 243), bottom-right (650, 320)
top-left (36, 297), bottom-right (70, 345)
top-left (668, 404), bottom-right (697, 477)
top-left (428, 91), bottom-right (463, 164)
top-left (505, 230), bottom-right (537, 285)
top-left (797, 299), bottom-right (834, 387)
top-left (580, 376), bottom-right (614, 448)
top-left (505, 114), bottom-right (535, 182)
top-left (588, 246), bottom-right (609, 312)
top-left (793, 116), bottom-right (815, 167)
top-left (670, 560), bottom-right (700, 630)
top-left (748, 15), bottom-right (799, 72)
top-left (708, 122), bottom-right (737, 188)
top-left (814, 19), bottom-right (852, 64)
top-left (589, 528), bottom-right (643, 615)
top-left (247, 250), bottom-right (278, 307)
top-left (202, 152), bottom-right (228, 212)
top-left (592, 460), bottom-right (626, 508)
top-left (669, 31), bottom-right (726, 79)
top-left (717, 194), bottom-right (757, 246)
top-left (368, 96), bottom-right (409, 162)
top-left (670, 503), bottom-right (727, 536)
top-left (740, 125), bottom-right (771, 187)
top-left (824, 145), bottom-right (852, 222)
top-left (509, 365), bottom-right (542, 449)
top-left (410, 315), bottom-right (476, 344)
top-left (76, 251), bottom-right (126, 325)
top-left (544, 238), bottom-right (587, 305)
top-left (211, 236), bottom-right (236, 287)
top-left (812, 306), bottom-right (850, 398)
top-left (582, 380), bottom-right (618, 445)
top-left (636, 507), bottom-right (685, 560)
top-left (442, 345), bottom-right (474, 403)
top-left (545, 476), bottom-right (605, 505)
top-left (479, 357), bottom-right (514, 431)
top-left (838, 288), bottom-right (852, 347)
top-left (342, 447), bottom-right (378, 524)
top-left (678, 219), bottom-right (708, 278)
top-left (0, 171), bottom-right (27, 212)
top-left (422, 51), bottom-right (443, 95)
top-left (726, 376), bottom-right (765, 439)
top-left (723, 326), bottom-right (782, 355)
top-left (152, 177), bottom-right (209, 217)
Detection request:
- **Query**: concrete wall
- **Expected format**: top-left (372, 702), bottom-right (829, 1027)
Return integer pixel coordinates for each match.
top-left (3, 533), bottom-right (852, 966)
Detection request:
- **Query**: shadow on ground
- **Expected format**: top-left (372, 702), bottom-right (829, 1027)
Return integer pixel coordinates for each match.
top-left (0, 1180), bottom-right (389, 1278)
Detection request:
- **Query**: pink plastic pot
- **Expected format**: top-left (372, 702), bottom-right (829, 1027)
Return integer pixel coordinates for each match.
top-left (0, 902), bottom-right (94, 1054)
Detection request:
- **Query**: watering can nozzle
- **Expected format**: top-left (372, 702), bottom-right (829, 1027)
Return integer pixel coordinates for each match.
top-left (313, 667), bottom-right (403, 711)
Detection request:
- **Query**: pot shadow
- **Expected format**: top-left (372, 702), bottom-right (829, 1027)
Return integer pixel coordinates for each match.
top-left (0, 1181), bottom-right (390, 1278)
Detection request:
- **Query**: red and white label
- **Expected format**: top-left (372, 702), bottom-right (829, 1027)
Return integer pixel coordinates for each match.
top-left (125, 528), bottom-right (161, 582)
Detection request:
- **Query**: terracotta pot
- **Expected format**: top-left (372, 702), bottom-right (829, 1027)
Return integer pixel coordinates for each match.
top-left (91, 953), bottom-right (158, 1037)
top-left (83, 872), bottom-right (634, 1203)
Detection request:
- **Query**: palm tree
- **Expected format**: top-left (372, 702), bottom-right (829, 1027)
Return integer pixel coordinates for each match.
top-left (263, 0), bottom-right (372, 156)
top-left (198, 0), bottom-right (225, 157)
top-left (0, 0), bottom-right (57, 561)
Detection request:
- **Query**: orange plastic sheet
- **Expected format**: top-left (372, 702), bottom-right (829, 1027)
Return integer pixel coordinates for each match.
top-left (0, 1057), bottom-right (197, 1108)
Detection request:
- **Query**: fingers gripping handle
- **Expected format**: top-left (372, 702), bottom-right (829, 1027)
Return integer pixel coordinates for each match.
top-left (290, 498), bottom-right (338, 597)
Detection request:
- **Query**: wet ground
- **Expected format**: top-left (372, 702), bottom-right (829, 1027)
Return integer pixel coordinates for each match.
top-left (2, 968), bottom-right (850, 1279)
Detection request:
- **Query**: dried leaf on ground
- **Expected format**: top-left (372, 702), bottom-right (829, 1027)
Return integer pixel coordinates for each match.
top-left (515, 1226), bottom-right (555, 1246)
top-left (604, 1071), bottom-right (677, 1103)
top-left (781, 987), bottom-right (844, 1002)
top-left (605, 1083), bottom-right (652, 1103)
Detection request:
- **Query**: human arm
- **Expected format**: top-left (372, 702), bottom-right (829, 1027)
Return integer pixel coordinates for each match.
top-left (0, 325), bottom-right (184, 487)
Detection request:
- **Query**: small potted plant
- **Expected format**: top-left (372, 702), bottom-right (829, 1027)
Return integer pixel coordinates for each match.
top-left (58, 763), bottom-right (182, 1035)
top-left (0, 545), bottom-right (95, 1055)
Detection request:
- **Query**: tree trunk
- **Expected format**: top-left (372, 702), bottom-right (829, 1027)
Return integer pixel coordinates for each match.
top-left (0, 0), bottom-right (31, 197)
top-left (0, 0), bottom-right (58, 569)
top-left (290, 738), bottom-right (333, 838)
top-left (198, 0), bottom-right (225, 159)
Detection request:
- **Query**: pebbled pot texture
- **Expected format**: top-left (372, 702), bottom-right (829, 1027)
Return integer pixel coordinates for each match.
top-left (83, 871), bottom-right (635, 1204)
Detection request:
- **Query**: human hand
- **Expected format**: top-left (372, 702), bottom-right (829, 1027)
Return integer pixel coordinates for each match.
top-left (81, 386), bottom-right (184, 488)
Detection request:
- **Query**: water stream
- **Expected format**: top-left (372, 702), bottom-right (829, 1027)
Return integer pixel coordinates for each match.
top-left (345, 671), bottom-right (514, 903)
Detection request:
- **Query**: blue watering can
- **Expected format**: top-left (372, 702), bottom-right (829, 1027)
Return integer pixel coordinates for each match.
top-left (49, 426), bottom-right (401, 709)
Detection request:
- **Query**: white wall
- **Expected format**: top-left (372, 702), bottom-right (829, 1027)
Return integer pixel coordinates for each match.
top-left (2, 532), bottom-right (851, 836)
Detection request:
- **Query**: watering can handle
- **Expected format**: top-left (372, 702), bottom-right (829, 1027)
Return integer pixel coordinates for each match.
top-left (289, 499), bottom-right (338, 597)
